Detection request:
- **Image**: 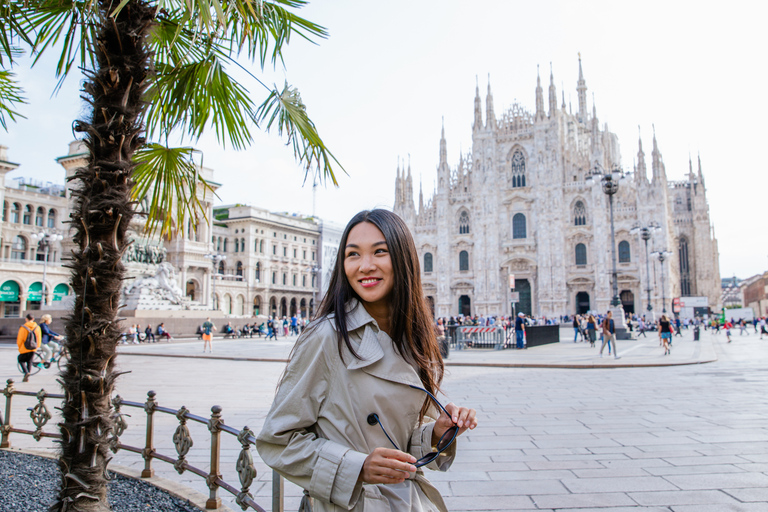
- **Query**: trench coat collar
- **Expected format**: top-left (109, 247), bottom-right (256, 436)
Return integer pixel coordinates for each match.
top-left (332, 300), bottom-right (422, 387)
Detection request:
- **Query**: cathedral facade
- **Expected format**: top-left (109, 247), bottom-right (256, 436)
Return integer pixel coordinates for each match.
top-left (394, 58), bottom-right (721, 319)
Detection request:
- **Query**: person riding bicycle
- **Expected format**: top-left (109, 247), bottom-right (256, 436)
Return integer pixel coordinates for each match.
top-left (17, 314), bottom-right (42, 382)
top-left (39, 314), bottom-right (64, 367)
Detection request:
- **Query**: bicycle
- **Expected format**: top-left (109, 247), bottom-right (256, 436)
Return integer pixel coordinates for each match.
top-left (16, 343), bottom-right (69, 376)
top-left (17, 351), bottom-right (45, 376)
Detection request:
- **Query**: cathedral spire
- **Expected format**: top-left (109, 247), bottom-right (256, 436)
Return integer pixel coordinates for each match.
top-left (473, 76), bottom-right (483, 131)
top-left (548, 63), bottom-right (557, 118)
top-left (561, 84), bottom-right (566, 110)
top-left (439, 117), bottom-right (447, 166)
top-left (418, 174), bottom-right (424, 214)
top-left (590, 93), bottom-right (599, 151)
top-left (486, 74), bottom-right (496, 129)
top-left (576, 53), bottom-right (588, 121)
top-left (651, 124), bottom-right (667, 185)
top-left (535, 65), bottom-right (545, 121)
top-left (636, 126), bottom-right (648, 184)
top-left (698, 152), bottom-right (706, 189)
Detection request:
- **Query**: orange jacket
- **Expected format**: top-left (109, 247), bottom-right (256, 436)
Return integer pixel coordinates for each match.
top-left (17, 320), bottom-right (42, 354)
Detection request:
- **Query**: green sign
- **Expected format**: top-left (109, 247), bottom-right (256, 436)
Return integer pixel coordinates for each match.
top-left (0, 280), bottom-right (20, 302)
top-left (28, 282), bottom-right (43, 301)
top-left (53, 283), bottom-right (70, 301)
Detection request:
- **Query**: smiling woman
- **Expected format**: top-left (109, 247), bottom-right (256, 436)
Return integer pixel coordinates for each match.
top-left (257, 209), bottom-right (478, 511)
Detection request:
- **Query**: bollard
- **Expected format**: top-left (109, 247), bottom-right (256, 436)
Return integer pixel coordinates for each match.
top-left (272, 471), bottom-right (284, 512)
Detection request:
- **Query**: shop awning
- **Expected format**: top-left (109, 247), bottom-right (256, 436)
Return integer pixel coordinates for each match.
top-left (28, 282), bottom-right (43, 301)
top-left (0, 280), bottom-right (20, 302)
top-left (53, 283), bottom-right (70, 301)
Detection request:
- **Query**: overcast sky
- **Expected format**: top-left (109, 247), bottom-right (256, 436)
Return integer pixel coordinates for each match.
top-left (2, 0), bottom-right (766, 280)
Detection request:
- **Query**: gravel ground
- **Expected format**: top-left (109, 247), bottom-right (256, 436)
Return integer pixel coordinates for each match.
top-left (0, 450), bottom-right (204, 512)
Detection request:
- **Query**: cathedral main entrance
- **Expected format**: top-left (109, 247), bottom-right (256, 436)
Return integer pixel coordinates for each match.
top-left (458, 295), bottom-right (471, 316)
top-left (620, 290), bottom-right (635, 314)
top-left (576, 292), bottom-right (590, 314)
top-left (516, 279), bottom-right (532, 316)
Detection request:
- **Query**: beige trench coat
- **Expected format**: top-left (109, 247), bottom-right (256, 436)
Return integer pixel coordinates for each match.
top-left (256, 300), bottom-right (455, 511)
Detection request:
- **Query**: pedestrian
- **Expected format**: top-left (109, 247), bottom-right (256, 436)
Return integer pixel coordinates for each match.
top-left (38, 314), bottom-right (63, 366)
top-left (586, 314), bottom-right (597, 347)
top-left (283, 317), bottom-right (289, 336)
top-left (256, 209), bottom-right (477, 512)
top-left (515, 312), bottom-right (526, 349)
top-left (17, 314), bottom-right (42, 382)
top-left (674, 316), bottom-right (683, 337)
top-left (638, 317), bottom-right (647, 338)
top-left (267, 317), bottom-right (277, 340)
top-left (739, 319), bottom-right (750, 336)
top-left (202, 317), bottom-right (216, 352)
top-left (573, 315), bottom-right (581, 342)
top-left (760, 317), bottom-right (767, 340)
top-left (144, 324), bottom-right (156, 343)
top-left (724, 320), bottom-right (733, 343)
top-left (600, 311), bottom-right (620, 359)
top-left (658, 314), bottom-right (673, 355)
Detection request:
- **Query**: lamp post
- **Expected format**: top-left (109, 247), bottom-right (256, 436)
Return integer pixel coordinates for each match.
top-left (205, 253), bottom-right (226, 310)
top-left (630, 222), bottom-right (660, 314)
top-left (307, 265), bottom-right (320, 319)
top-left (588, 164), bottom-right (624, 308)
top-left (30, 230), bottom-right (63, 305)
top-left (651, 250), bottom-right (672, 313)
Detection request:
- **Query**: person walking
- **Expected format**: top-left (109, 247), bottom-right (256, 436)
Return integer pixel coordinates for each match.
top-left (514, 312), bottom-right (526, 349)
top-left (256, 209), bottom-right (477, 512)
top-left (586, 314), bottom-right (597, 347)
top-left (38, 314), bottom-right (63, 366)
top-left (17, 314), bottom-right (42, 382)
top-left (658, 314), bottom-right (673, 355)
top-left (638, 317), bottom-right (647, 338)
top-left (724, 320), bottom-right (733, 343)
top-left (202, 317), bottom-right (216, 352)
top-left (739, 319), bottom-right (750, 336)
top-left (267, 317), bottom-right (278, 340)
top-left (572, 315), bottom-right (581, 342)
top-left (600, 311), bottom-right (620, 359)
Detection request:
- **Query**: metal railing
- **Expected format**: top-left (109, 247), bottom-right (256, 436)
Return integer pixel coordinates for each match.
top-left (447, 325), bottom-right (509, 350)
top-left (0, 379), bottom-right (299, 512)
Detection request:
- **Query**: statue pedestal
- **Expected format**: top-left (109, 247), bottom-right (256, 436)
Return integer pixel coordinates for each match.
top-left (609, 306), bottom-right (631, 339)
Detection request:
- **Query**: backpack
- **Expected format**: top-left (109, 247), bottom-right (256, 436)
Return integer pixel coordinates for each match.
top-left (23, 325), bottom-right (38, 350)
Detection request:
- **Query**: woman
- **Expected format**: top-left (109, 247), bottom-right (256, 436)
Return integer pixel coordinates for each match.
top-left (658, 314), bottom-right (673, 355)
top-left (38, 314), bottom-right (63, 365)
top-left (257, 210), bottom-right (477, 512)
top-left (586, 314), bottom-right (597, 347)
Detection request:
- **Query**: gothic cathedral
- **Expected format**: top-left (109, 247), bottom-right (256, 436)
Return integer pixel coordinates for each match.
top-left (394, 57), bottom-right (720, 319)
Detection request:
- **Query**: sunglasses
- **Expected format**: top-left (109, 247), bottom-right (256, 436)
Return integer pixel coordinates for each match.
top-left (367, 385), bottom-right (459, 468)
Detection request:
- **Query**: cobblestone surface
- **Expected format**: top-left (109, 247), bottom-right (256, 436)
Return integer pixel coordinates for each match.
top-left (2, 327), bottom-right (766, 511)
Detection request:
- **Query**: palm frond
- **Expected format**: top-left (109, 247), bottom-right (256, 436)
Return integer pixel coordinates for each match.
top-left (144, 52), bottom-right (256, 150)
top-left (0, 0), bottom-right (34, 67)
top-left (132, 143), bottom-right (217, 238)
top-left (256, 81), bottom-right (341, 186)
top-left (0, 70), bottom-right (27, 130)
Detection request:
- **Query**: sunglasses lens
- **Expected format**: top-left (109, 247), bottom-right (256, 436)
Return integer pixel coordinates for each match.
top-left (436, 426), bottom-right (459, 451)
top-left (415, 452), bottom-right (439, 468)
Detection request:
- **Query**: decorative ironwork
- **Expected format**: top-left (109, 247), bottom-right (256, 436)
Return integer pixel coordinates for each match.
top-left (109, 395), bottom-right (130, 453)
top-left (235, 427), bottom-right (258, 510)
top-left (173, 406), bottom-right (193, 474)
top-left (27, 389), bottom-right (52, 441)
top-left (1, 379), bottom-right (15, 448)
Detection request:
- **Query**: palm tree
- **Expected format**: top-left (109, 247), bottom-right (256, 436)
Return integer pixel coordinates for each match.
top-left (2, 1), bottom-right (339, 510)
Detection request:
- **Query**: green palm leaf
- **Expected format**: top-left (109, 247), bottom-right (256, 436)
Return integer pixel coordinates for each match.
top-left (132, 143), bottom-right (217, 238)
top-left (0, 70), bottom-right (26, 130)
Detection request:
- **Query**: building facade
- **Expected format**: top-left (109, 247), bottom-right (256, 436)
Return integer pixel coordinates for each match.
top-left (0, 142), bottom-right (331, 319)
top-left (394, 58), bottom-right (721, 319)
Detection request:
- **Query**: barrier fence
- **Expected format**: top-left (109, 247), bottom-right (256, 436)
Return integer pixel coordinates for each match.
top-left (447, 325), bottom-right (509, 350)
top-left (0, 379), bottom-right (302, 512)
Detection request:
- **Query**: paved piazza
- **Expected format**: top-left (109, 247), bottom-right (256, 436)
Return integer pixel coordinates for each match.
top-left (2, 328), bottom-right (768, 511)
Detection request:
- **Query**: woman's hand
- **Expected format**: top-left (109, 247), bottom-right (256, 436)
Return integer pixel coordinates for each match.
top-left (433, 403), bottom-right (478, 442)
top-left (359, 447), bottom-right (417, 484)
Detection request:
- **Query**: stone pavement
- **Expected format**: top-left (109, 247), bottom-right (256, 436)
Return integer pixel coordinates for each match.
top-left (2, 326), bottom-right (768, 511)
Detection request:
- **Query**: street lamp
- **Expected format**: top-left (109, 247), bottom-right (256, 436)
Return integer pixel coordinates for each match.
top-left (30, 230), bottom-right (63, 305)
top-left (630, 222), bottom-right (660, 314)
top-left (205, 253), bottom-right (226, 310)
top-left (651, 250), bottom-right (672, 313)
top-left (587, 164), bottom-right (624, 308)
top-left (306, 264), bottom-right (320, 319)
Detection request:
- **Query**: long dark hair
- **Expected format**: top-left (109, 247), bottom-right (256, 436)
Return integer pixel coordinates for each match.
top-left (317, 209), bottom-right (443, 421)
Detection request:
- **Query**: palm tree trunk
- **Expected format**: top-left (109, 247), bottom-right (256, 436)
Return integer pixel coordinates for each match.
top-left (56, 1), bottom-right (153, 510)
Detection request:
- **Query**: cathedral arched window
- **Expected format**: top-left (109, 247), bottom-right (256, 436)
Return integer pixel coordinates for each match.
top-left (23, 204), bottom-right (32, 225)
top-left (459, 250), bottom-right (469, 271)
top-left (236, 261), bottom-right (243, 276)
top-left (458, 210), bottom-right (470, 234)
top-left (234, 239), bottom-right (239, 252)
top-left (512, 213), bottom-right (527, 239)
top-left (255, 262), bottom-right (261, 281)
top-left (575, 243), bottom-right (587, 266)
top-left (510, 150), bottom-right (526, 188)
top-left (573, 201), bottom-right (587, 226)
top-left (424, 252), bottom-right (433, 273)
top-left (679, 237), bottom-right (691, 296)
top-left (618, 241), bottom-right (631, 263)
top-left (35, 207), bottom-right (45, 227)
top-left (47, 209), bottom-right (56, 228)
top-left (11, 202), bottom-right (20, 223)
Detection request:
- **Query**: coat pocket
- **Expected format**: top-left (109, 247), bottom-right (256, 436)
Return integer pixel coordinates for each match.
top-left (361, 486), bottom-right (390, 512)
